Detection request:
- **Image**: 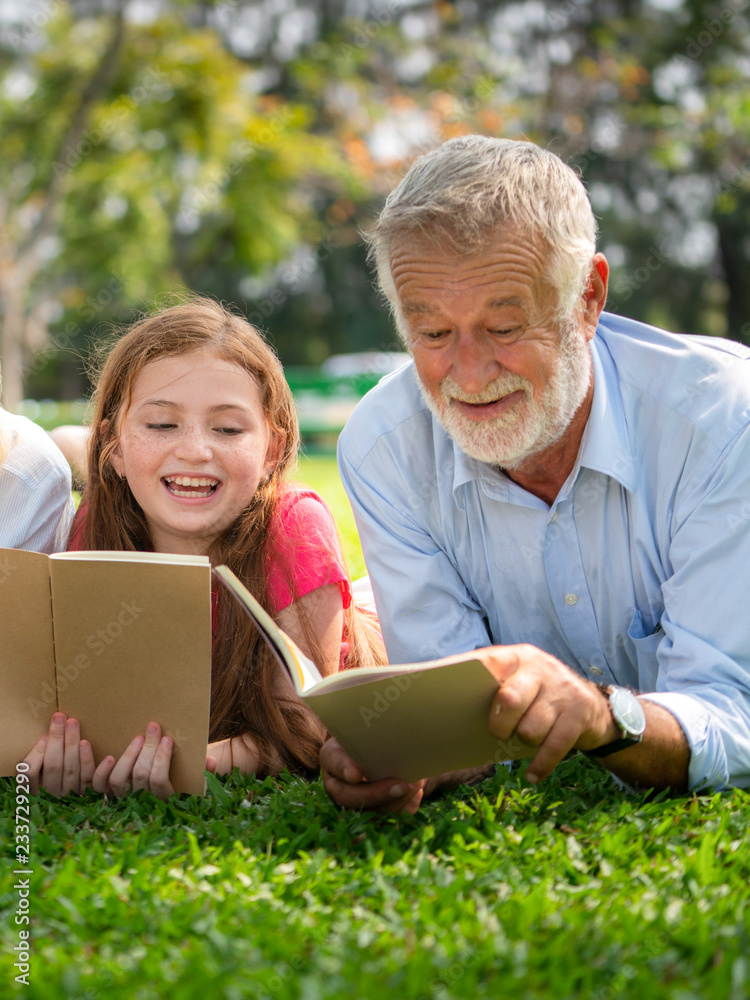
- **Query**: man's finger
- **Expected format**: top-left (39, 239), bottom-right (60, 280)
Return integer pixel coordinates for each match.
top-left (319, 738), bottom-right (364, 784)
top-left (322, 773), bottom-right (418, 811)
top-left (489, 671), bottom-right (542, 741)
top-left (525, 717), bottom-right (581, 784)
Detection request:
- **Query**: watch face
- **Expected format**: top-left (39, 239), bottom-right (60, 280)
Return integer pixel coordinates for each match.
top-left (610, 687), bottom-right (647, 738)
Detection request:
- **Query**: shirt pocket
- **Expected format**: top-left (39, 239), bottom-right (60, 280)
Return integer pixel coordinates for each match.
top-left (626, 609), bottom-right (662, 691)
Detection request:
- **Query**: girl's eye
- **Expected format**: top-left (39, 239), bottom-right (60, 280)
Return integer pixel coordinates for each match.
top-left (216, 427), bottom-right (242, 436)
top-left (146, 423), bottom-right (176, 430)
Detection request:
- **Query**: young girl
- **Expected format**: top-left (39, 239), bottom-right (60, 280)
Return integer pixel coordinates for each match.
top-left (25, 298), bottom-right (383, 798)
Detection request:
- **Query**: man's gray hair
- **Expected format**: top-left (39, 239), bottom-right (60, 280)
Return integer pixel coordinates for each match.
top-left (364, 135), bottom-right (598, 329)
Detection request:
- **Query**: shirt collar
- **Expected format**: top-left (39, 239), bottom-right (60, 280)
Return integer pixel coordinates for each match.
top-left (579, 332), bottom-right (636, 492)
top-left (448, 324), bottom-right (636, 499)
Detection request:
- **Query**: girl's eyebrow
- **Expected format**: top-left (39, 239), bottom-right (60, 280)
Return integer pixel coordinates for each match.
top-left (136, 399), bottom-right (252, 413)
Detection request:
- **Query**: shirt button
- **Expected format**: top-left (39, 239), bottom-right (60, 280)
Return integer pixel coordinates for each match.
top-left (550, 512), bottom-right (558, 522)
top-left (565, 593), bottom-right (578, 606)
top-left (590, 665), bottom-right (603, 676)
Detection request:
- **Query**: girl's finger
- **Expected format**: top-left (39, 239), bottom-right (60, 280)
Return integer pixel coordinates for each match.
top-left (41, 713), bottom-right (67, 797)
top-left (24, 735), bottom-right (48, 796)
top-left (62, 718), bottom-right (82, 796)
top-left (148, 736), bottom-right (175, 800)
top-left (107, 734), bottom-right (145, 798)
top-left (131, 723), bottom-right (162, 792)
top-left (78, 739), bottom-right (96, 792)
top-left (91, 755), bottom-right (116, 796)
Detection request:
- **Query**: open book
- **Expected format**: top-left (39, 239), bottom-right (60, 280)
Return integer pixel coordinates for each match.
top-left (0, 548), bottom-right (212, 795)
top-left (214, 565), bottom-right (534, 782)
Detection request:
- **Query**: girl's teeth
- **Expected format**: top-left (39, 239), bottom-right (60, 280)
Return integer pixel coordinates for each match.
top-left (169, 476), bottom-right (217, 486)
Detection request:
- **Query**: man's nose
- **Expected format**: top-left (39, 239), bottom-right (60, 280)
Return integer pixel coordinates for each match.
top-left (450, 331), bottom-right (500, 394)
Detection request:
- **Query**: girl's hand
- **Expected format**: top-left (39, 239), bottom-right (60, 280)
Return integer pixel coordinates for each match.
top-left (93, 723), bottom-right (175, 800)
top-left (24, 712), bottom-right (98, 797)
top-left (93, 723), bottom-right (218, 799)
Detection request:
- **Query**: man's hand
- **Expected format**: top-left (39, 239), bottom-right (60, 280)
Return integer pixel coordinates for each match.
top-left (320, 740), bottom-right (498, 814)
top-left (483, 644), bottom-right (618, 783)
top-left (320, 739), bottom-right (428, 814)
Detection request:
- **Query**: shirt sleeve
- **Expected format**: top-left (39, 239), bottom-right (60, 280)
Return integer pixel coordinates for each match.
top-left (638, 425), bottom-right (750, 791)
top-left (0, 459), bottom-right (74, 555)
top-left (337, 433), bottom-right (492, 666)
top-left (265, 488), bottom-right (352, 615)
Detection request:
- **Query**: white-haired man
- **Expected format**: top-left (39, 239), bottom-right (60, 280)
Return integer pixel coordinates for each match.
top-left (322, 135), bottom-right (750, 812)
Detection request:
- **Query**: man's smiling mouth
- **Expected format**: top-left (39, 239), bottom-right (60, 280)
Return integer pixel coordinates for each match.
top-left (163, 475), bottom-right (220, 498)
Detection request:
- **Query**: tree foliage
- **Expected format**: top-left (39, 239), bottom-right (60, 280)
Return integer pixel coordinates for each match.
top-left (1, 0), bottom-right (749, 404)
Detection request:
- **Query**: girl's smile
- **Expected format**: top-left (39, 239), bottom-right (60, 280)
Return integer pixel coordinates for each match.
top-left (110, 349), bottom-right (280, 555)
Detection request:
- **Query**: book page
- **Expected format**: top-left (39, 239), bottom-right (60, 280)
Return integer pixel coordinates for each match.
top-left (0, 548), bottom-right (56, 775)
top-left (50, 554), bottom-right (212, 795)
top-left (212, 565), bottom-right (323, 692)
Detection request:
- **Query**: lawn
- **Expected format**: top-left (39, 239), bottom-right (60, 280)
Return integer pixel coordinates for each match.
top-left (1, 455), bottom-right (749, 999)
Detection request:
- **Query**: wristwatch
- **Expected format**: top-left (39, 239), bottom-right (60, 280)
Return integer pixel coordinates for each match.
top-left (585, 685), bottom-right (646, 758)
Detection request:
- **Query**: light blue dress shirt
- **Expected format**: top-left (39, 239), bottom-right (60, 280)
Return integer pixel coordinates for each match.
top-left (338, 312), bottom-right (750, 791)
top-left (0, 410), bottom-right (74, 554)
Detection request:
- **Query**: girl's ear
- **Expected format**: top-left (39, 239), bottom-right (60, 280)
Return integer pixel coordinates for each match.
top-left (263, 427), bottom-right (284, 479)
top-left (101, 418), bottom-right (124, 476)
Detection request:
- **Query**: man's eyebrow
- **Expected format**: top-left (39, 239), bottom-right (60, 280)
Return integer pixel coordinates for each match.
top-left (401, 302), bottom-right (434, 315)
top-left (487, 297), bottom-right (525, 310)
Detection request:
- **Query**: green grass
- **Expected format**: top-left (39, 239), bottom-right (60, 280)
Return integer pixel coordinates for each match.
top-left (293, 451), bottom-right (365, 579)
top-left (1, 764), bottom-right (748, 999)
top-left (3, 451), bottom-right (749, 999)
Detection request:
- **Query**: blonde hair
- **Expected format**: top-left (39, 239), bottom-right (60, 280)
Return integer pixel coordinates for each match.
top-left (365, 135), bottom-right (598, 333)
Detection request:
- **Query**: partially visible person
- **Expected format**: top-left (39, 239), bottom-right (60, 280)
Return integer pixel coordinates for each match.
top-left (48, 423), bottom-right (89, 486)
top-left (0, 370), bottom-right (75, 553)
top-left (24, 297), bottom-right (384, 798)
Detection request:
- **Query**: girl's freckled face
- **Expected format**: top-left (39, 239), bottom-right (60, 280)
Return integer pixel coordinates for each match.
top-left (110, 350), bottom-right (279, 555)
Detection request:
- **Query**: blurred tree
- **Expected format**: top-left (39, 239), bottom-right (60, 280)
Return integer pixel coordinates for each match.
top-left (0, 0), bottom-right (365, 407)
top-left (2, 0), bottom-right (750, 406)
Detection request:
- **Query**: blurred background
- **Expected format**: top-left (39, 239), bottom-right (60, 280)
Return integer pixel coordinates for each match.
top-left (1, 0), bottom-right (750, 439)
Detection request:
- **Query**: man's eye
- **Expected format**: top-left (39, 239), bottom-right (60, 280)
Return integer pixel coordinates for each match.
top-left (489, 327), bottom-right (520, 337)
top-left (420, 330), bottom-right (450, 342)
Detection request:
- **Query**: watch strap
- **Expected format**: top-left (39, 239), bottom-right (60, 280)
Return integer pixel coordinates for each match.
top-left (584, 736), bottom-right (640, 758)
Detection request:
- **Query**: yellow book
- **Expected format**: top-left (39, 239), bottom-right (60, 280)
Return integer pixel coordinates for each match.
top-left (0, 548), bottom-right (212, 795)
top-left (214, 565), bottom-right (534, 782)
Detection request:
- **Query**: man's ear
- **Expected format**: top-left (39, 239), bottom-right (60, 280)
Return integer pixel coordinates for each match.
top-left (581, 253), bottom-right (609, 340)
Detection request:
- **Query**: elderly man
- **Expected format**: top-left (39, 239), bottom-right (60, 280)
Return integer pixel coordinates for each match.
top-left (321, 134), bottom-right (750, 812)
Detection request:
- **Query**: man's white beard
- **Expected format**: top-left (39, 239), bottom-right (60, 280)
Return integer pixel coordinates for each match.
top-left (416, 326), bottom-right (592, 470)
